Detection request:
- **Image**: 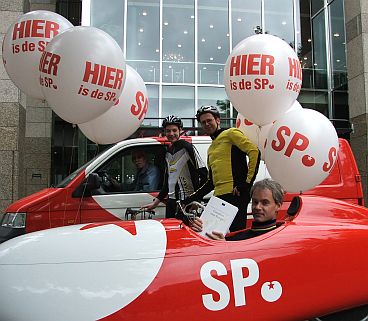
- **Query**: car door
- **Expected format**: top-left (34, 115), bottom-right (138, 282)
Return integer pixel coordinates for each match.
top-left (79, 144), bottom-right (167, 223)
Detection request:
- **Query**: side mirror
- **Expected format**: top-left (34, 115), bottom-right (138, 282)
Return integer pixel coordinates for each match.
top-left (86, 173), bottom-right (102, 189)
top-left (72, 173), bottom-right (102, 198)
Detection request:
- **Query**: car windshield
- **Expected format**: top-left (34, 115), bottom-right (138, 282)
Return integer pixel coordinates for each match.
top-left (56, 159), bottom-right (94, 188)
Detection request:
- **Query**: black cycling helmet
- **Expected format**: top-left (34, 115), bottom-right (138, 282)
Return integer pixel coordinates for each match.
top-left (162, 115), bottom-right (183, 129)
top-left (196, 105), bottom-right (220, 121)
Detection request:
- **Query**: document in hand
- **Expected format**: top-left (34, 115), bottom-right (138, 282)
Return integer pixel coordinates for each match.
top-left (199, 196), bottom-right (238, 238)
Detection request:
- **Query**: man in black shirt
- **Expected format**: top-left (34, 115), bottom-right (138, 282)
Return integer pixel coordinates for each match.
top-left (190, 178), bottom-right (284, 241)
top-left (142, 115), bottom-right (208, 219)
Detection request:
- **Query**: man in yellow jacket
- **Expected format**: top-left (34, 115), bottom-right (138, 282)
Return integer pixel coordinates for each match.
top-left (183, 105), bottom-right (260, 232)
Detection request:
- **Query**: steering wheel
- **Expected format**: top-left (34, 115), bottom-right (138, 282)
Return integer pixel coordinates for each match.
top-left (98, 171), bottom-right (114, 191)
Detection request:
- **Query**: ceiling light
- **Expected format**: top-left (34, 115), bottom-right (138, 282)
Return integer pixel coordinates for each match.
top-left (201, 38), bottom-right (205, 42)
top-left (237, 18), bottom-right (242, 22)
top-left (303, 57), bottom-right (308, 60)
top-left (334, 33), bottom-right (340, 37)
top-left (177, 44), bottom-right (182, 48)
top-left (209, 24), bottom-right (214, 29)
top-left (190, 15), bottom-right (194, 19)
top-left (217, 46), bottom-right (222, 50)
top-left (184, 30), bottom-right (188, 34)
top-left (226, 33), bottom-right (230, 37)
top-left (142, 11), bottom-right (147, 16)
top-left (168, 65), bottom-right (172, 69)
top-left (307, 38), bottom-right (312, 42)
top-left (138, 42), bottom-right (141, 46)
top-left (155, 49), bottom-right (159, 52)
top-left (210, 57), bottom-right (213, 61)
top-left (336, 59), bottom-right (341, 62)
top-left (139, 28), bottom-right (144, 32)
top-left (203, 67), bottom-right (207, 70)
top-left (314, 63), bottom-right (318, 66)
top-left (164, 22), bottom-right (168, 26)
top-left (282, 21), bottom-right (287, 25)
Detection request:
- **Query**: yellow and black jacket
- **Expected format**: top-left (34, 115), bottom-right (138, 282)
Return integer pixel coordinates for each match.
top-left (186, 128), bottom-right (260, 201)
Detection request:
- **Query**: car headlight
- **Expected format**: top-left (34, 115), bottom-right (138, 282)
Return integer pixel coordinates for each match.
top-left (1, 212), bottom-right (26, 228)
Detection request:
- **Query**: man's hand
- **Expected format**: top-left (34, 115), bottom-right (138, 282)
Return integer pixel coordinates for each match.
top-left (190, 217), bottom-right (203, 232)
top-left (190, 217), bottom-right (226, 241)
top-left (141, 198), bottom-right (160, 211)
top-left (232, 186), bottom-right (240, 196)
top-left (206, 231), bottom-right (226, 240)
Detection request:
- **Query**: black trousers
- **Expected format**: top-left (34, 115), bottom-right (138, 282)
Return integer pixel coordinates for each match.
top-left (165, 198), bottom-right (178, 218)
top-left (217, 192), bottom-right (250, 232)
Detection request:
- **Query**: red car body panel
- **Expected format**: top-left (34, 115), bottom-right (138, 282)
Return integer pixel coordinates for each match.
top-left (1, 138), bottom-right (364, 241)
top-left (1, 195), bottom-right (368, 321)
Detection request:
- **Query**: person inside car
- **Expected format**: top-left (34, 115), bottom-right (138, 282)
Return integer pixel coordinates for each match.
top-left (131, 150), bottom-right (160, 191)
top-left (190, 178), bottom-right (284, 241)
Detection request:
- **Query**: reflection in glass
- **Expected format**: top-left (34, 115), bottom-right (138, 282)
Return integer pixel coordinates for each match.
top-left (312, 11), bottom-right (327, 89)
top-left (163, 0), bottom-right (194, 83)
top-left (162, 86), bottom-right (195, 127)
top-left (330, 0), bottom-right (347, 90)
top-left (231, 0), bottom-right (261, 48)
top-left (90, 0), bottom-right (124, 46)
top-left (264, 0), bottom-right (294, 47)
top-left (198, 87), bottom-right (233, 127)
top-left (299, 0), bottom-right (313, 89)
top-left (126, 0), bottom-right (160, 82)
top-left (298, 90), bottom-right (328, 116)
top-left (143, 85), bottom-right (159, 127)
top-left (198, 0), bottom-right (229, 85)
top-left (311, 0), bottom-right (324, 16)
top-left (332, 91), bottom-right (349, 120)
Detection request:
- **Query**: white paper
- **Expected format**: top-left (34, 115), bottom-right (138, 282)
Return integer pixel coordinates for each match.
top-left (199, 196), bottom-right (238, 238)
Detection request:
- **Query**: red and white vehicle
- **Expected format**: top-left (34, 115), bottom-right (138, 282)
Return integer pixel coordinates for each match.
top-left (0, 194), bottom-right (368, 321)
top-left (0, 137), bottom-right (364, 242)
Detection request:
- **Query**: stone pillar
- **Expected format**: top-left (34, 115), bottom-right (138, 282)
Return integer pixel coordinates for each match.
top-left (0, 1), bottom-right (26, 215)
top-left (23, 0), bottom-right (56, 195)
top-left (0, 0), bottom-right (55, 216)
top-left (345, 0), bottom-right (368, 204)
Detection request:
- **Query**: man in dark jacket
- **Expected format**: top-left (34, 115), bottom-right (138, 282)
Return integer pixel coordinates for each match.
top-left (190, 178), bottom-right (284, 240)
top-left (142, 115), bottom-right (208, 219)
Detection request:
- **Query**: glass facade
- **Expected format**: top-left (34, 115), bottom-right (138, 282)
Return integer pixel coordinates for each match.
top-left (52, 0), bottom-right (349, 184)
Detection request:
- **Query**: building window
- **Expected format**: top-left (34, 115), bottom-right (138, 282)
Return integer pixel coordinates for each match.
top-left (264, 0), bottom-right (294, 47)
top-left (329, 0), bottom-right (347, 90)
top-left (162, 86), bottom-right (195, 127)
top-left (198, 0), bottom-right (229, 85)
top-left (163, 0), bottom-right (195, 84)
top-left (231, 0), bottom-right (261, 47)
top-left (312, 11), bottom-right (328, 89)
top-left (126, 0), bottom-right (160, 82)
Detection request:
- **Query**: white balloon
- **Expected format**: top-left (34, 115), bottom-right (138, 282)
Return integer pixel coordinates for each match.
top-left (224, 34), bottom-right (302, 126)
top-left (78, 65), bottom-right (148, 144)
top-left (264, 108), bottom-right (339, 193)
top-left (40, 26), bottom-right (126, 124)
top-left (235, 115), bottom-right (272, 160)
top-left (2, 10), bottom-right (73, 99)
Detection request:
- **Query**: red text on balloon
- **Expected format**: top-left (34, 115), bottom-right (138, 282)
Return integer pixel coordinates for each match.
top-left (131, 91), bottom-right (148, 120)
top-left (82, 61), bottom-right (124, 90)
top-left (12, 19), bottom-right (60, 40)
top-left (229, 54), bottom-right (275, 76)
top-left (322, 147), bottom-right (337, 172)
top-left (271, 125), bottom-right (309, 157)
top-left (39, 51), bottom-right (60, 76)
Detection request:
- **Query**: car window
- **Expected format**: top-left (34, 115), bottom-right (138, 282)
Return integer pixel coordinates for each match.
top-left (94, 145), bottom-right (165, 194)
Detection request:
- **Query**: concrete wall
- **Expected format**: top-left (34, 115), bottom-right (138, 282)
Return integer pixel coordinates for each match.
top-left (345, 0), bottom-right (368, 204)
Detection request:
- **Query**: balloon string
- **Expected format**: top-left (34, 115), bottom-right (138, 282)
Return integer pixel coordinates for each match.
top-left (73, 140), bottom-right (101, 226)
top-left (62, 125), bottom-right (78, 226)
